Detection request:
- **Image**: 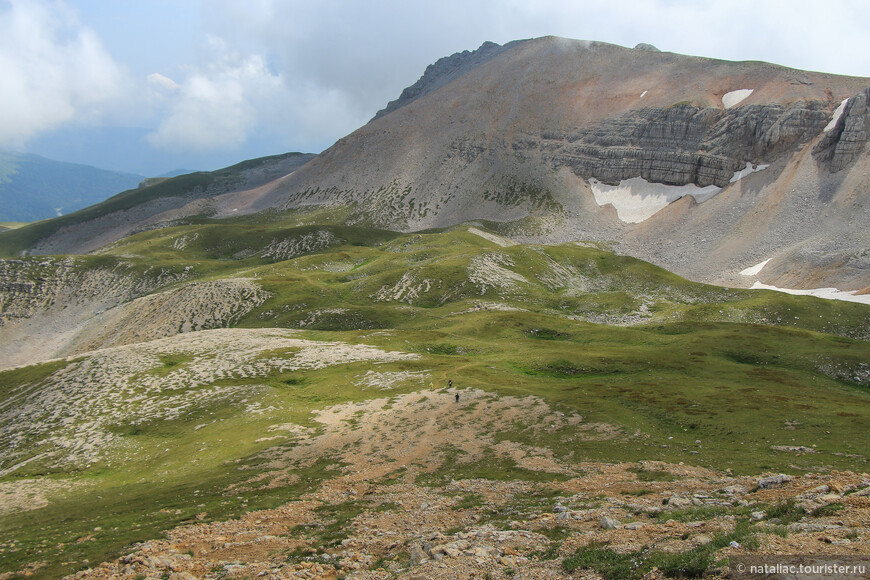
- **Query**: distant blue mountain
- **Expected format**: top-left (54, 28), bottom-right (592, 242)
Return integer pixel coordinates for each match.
top-left (0, 152), bottom-right (144, 222)
top-left (24, 125), bottom-right (302, 177)
top-left (24, 126), bottom-right (196, 176)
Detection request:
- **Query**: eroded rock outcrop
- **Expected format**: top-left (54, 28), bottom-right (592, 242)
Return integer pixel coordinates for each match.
top-left (536, 102), bottom-right (831, 187)
top-left (0, 258), bottom-right (190, 324)
top-left (815, 87), bottom-right (870, 172)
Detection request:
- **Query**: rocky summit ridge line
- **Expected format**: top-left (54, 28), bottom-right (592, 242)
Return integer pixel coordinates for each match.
top-left (220, 37), bottom-right (870, 293)
top-left (2, 36), bottom-right (869, 293)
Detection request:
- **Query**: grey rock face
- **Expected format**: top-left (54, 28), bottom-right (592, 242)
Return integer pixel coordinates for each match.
top-left (409, 542), bottom-right (429, 567)
top-left (541, 102), bottom-right (830, 187)
top-left (634, 43), bottom-right (660, 51)
top-left (814, 87), bottom-right (870, 172)
top-left (665, 496), bottom-right (693, 508)
top-left (599, 516), bottom-right (620, 529)
top-left (758, 474), bottom-right (793, 489)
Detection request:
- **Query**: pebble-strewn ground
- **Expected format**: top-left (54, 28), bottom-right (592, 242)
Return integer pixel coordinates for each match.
top-left (0, 329), bottom-right (418, 473)
top-left (7, 387), bottom-right (859, 580)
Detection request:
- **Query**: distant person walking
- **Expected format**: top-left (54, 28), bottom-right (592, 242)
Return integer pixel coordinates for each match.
top-left (448, 379), bottom-right (453, 389)
top-left (455, 393), bottom-right (459, 403)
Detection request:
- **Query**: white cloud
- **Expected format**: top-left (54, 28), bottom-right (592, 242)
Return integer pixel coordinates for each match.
top-left (147, 73), bottom-right (180, 92)
top-left (0, 0), bottom-right (126, 145)
top-left (190, 0), bottom-right (870, 156)
top-left (146, 42), bottom-right (283, 151)
top-left (8, 0), bottom-right (869, 165)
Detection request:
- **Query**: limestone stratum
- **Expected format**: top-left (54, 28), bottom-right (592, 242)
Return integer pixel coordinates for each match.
top-left (0, 37), bottom-right (869, 580)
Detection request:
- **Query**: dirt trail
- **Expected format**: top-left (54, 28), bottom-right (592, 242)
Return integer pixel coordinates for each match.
top-left (47, 388), bottom-right (870, 580)
top-left (246, 389), bottom-right (583, 495)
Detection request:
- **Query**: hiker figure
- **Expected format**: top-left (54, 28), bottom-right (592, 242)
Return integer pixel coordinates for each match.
top-left (448, 379), bottom-right (453, 389)
top-left (455, 393), bottom-right (459, 403)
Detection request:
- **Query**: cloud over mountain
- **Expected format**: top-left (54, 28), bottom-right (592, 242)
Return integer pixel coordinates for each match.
top-left (146, 43), bottom-right (282, 152)
top-left (3, 0), bottom-right (869, 171)
top-left (0, 0), bottom-right (126, 145)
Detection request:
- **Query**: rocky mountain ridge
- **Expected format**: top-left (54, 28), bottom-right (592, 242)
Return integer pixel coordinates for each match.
top-left (372, 40), bottom-right (522, 120)
top-left (814, 86), bottom-right (870, 171)
top-left (2, 38), bottom-right (868, 294)
top-left (205, 37), bottom-right (869, 293)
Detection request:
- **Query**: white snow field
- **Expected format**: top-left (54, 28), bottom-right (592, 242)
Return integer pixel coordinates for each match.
top-left (740, 258), bottom-right (772, 276)
top-left (722, 89), bottom-right (753, 108)
top-left (589, 163), bottom-right (769, 223)
top-left (824, 99), bottom-right (849, 132)
top-left (750, 282), bottom-right (870, 305)
top-left (730, 162), bottom-right (770, 183)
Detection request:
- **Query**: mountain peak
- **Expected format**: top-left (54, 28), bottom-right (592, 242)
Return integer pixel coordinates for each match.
top-left (372, 40), bottom-right (525, 120)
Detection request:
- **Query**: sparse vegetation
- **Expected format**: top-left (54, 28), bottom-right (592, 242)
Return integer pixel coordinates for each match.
top-left (1, 224), bottom-right (869, 578)
top-left (764, 499), bottom-right (806, 524)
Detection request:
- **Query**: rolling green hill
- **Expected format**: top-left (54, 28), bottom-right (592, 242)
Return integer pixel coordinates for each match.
top-left (1, 222), bottom-right (868, 578)
top-left (0, 152), bottom-right (316, 257)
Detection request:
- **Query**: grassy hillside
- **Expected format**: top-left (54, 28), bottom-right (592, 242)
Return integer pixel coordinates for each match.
top-left (0, 152), bottom-right (314, 257)
top-left (1, 224), bottom-right (868, 578)
top-left (97, 219), bottom-right (870, 339)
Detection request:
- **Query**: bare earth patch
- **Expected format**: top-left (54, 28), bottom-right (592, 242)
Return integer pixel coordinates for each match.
top-left (26, 386), bottom-right (866, 580)
top-left (0, 478), bottom-right (86, 517)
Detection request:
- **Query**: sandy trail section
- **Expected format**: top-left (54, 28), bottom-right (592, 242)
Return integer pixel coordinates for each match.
top-left (246, 389), bottom-right (592, 496)
top-left (62, 388), bottom-right (870, 579)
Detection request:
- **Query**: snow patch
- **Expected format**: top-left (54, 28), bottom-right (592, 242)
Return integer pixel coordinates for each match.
top-left (751, 282), bottom-right (870, 305)
top-left (824, 98), bottom-right (849, 132)
top-left (590, 177), bottom-right (720, 223)
top-left (722, 89), bottom-right (753, 109)
top-left (740, 258), bottom-right (771, 276)
top-left (640, 90), bottom-right (648, 98)
top-left (591, 161), bottom-right (772, 223)
top-left (730, 162), bottom-right (770, 183)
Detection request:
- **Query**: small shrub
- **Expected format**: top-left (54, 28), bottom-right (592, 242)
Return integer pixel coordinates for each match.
top-left (562, 542), bottom-right (644, 579)
top-left (455, 492), bottom-right (484, 509)
top-left (622, 489), bottom-right (654, 497)
top-left (767, 524), bottom-right (789, 538)
top-left (811, 502), bottom-right (845, 518)
top-left (765, 499), bottom-right (806, 524)
top-left (647, 548), bottom-right (712, 578)
top-left (629, 467), bottom-right (676, 482)
top-left (654, 505), bottom-right (731, 522)
top-left (529, 542), bottom-right (562, 561)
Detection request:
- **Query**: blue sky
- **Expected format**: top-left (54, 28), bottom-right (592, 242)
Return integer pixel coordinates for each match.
top-left (2, 0), bottom-right (869, 175)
